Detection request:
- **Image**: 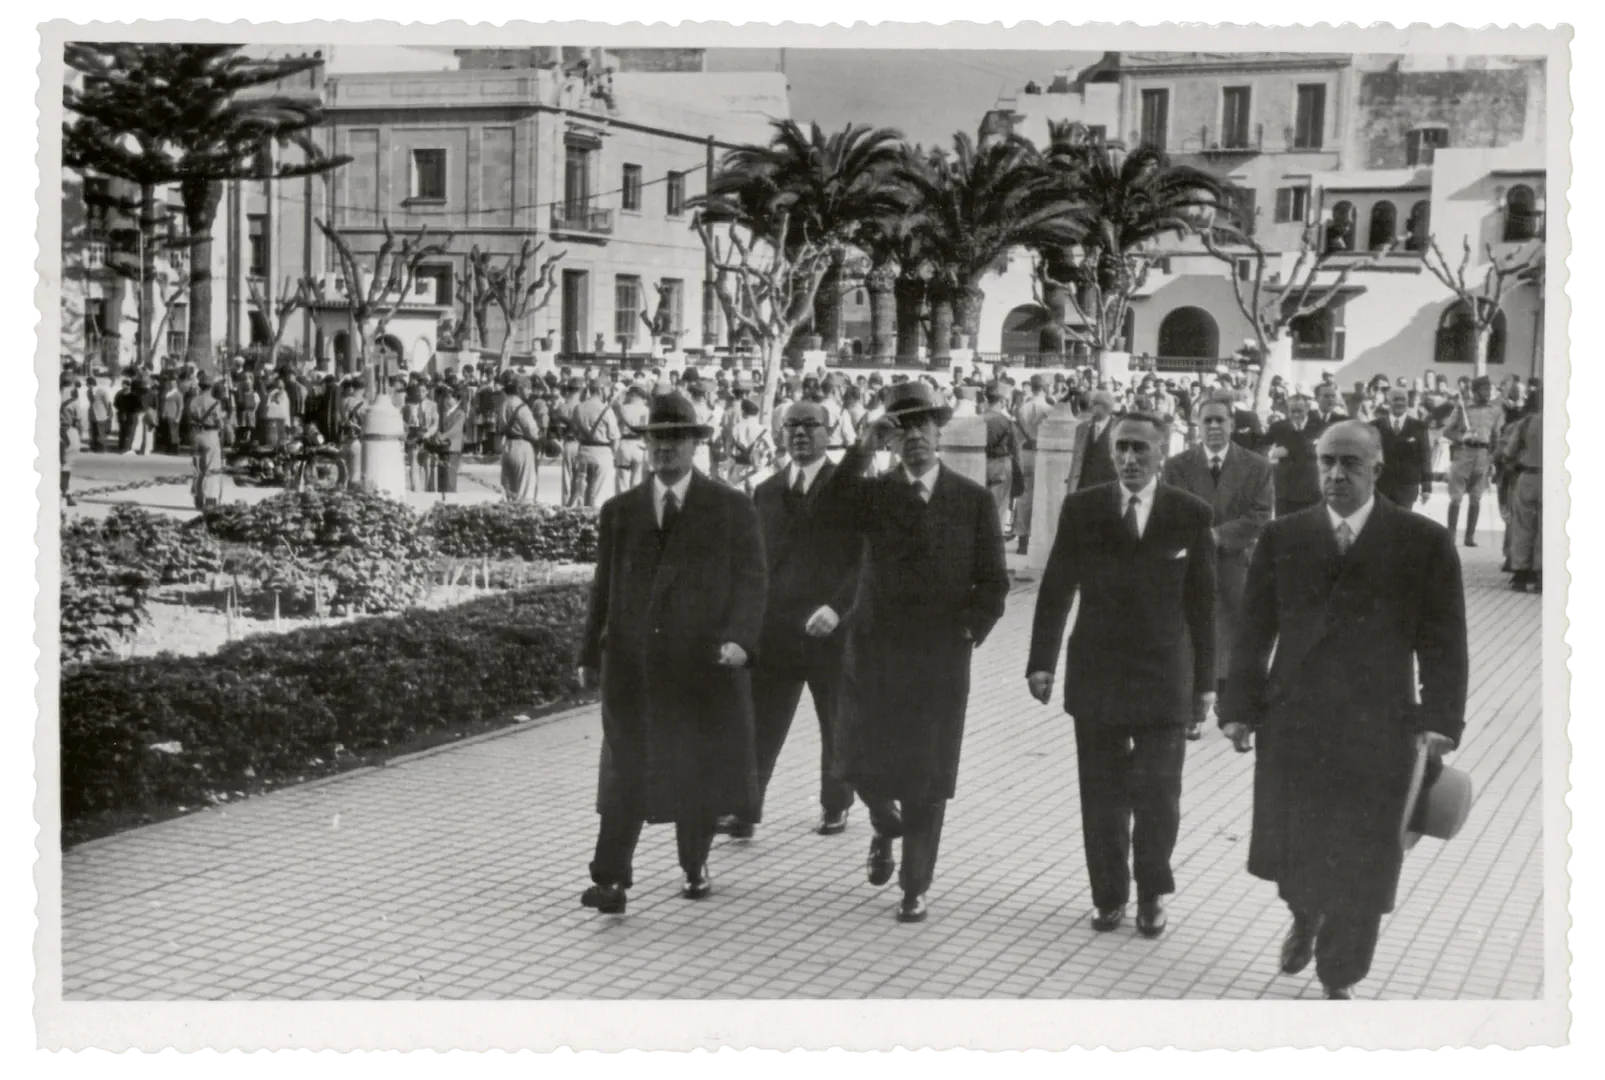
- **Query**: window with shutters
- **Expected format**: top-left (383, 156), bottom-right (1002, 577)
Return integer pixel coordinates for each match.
top-left (166, 302), bottom-right (188, 359)
top-left (1504, 184), bottom-right (1541, 243)
top-left (247, 214), bottom-right (266, 277)
top-left (410, 148), bottom-right (447, 201)
top-left (1405, 200), bottom-right (1431, 252)
top-left (1274, 186), bottom-right (1309, 224)
top-left (1406, 126), bottom-right (1450, 167)
top-left (1139, 89), bottom-right (1170, 150)
top-left (614, 275), bottom-right (642, 341)
top-left (1289, 305), bottom-right (1345, 360)
top-left (1367, 201), bottom-right (1398, 251)
top-left (622, 164), bottom-right (642, 212)
top-left (660, 278), bottom-right (685, 336)
top-left (1225, 185), bottom-right (1257, 235)
top-left (1221, 87), bottom-right (1252, 149)
top-left (666, 171), bottom-right (686, 217)
top-left (1294, 85), bottom-right (1326, 149)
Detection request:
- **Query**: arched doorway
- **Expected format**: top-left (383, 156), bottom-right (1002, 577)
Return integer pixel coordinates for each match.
top-left (1434, 302), bottom-right (1507, 367)
top-left (248, 311), bottom-right (271, 347)
top-left (1157, 306), bottom-right (1219, 360)
top-left (333, 330), bottom-right (351, 373)
top-left (378, 334), bottom-right (404, 375)
top-left (1368, 201), bottom-right (1397, 251)
top-left (1001, 304), bottom-right (1053, 355)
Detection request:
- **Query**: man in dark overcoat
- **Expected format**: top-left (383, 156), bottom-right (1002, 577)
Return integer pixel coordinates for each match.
top-left (1027, 410), bottom-right (1217, 939)
top-left (826, 382), bottom-right (1010, 923)
top-left (1260, 393), bottom-right (1330, 517)
top-left (1161, 394), bottom-right (1275, 711)
top-left (719, 400), bottom-right (863, 841)
top-left (1373, 387), bottom-right (1434, 509)
top-left (1220, 420), bottom-right (1468, 998)
top-left (577, 391), bottom-right (767, 915)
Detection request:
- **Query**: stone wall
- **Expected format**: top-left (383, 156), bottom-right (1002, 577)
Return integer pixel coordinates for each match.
top-left (1355, 67), bottom-right (1532, 169)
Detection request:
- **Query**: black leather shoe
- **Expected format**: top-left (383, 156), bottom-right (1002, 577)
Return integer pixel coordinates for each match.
top-left (1464, 535), bottom-right (1478, 548)
top-left (713, 815), bottom-right (741, 836)
top-left (1323, 983), bottom-right (1353, 1000)
top-left (727, 820), bottom-right (755, 840)
top-left (681, 867), bottom-right (712, 900)
top-left (1091, 905), bottom-right (1126, 932)
top-left (867, 834), bottom-right (896, 886)
top-left (1280, 918), bottom-right (1316, 975)
top-left (1016, 538), bottom-right (1029, 556)
top-left (896, 894), bottom-right (928, 923)
top-left (580, 883), bottom-right (627, 914)
top-left (1185, 721), bottom-right (1202, 741)
top-left (817, 810), bottom-right (849, 836)
top-left (1135, 898), bottom-right (1168, 938)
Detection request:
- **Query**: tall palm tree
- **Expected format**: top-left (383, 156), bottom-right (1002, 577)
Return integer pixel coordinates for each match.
top-left (1031, 122), bottom-right (1227, 355)
top-left (896, 132), bottom-right (1085, 366)
top-left (700, 120), bottom-right (908, 353)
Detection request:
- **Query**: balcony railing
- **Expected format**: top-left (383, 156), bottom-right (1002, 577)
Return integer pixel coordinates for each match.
top-left (550, 205), bottom-right (615, 235)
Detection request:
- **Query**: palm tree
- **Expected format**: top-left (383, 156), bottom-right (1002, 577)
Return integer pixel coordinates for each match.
top-left (1030, 122), bottom-right (1227, 358)
top-left (701, 120), bottom-right (908, 354)
top-left (896, 132), bottom-right (1084, 366)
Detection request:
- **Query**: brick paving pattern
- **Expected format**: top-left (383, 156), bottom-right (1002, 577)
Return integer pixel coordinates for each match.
top-left (59, 528), bottom-right (1543, 1000)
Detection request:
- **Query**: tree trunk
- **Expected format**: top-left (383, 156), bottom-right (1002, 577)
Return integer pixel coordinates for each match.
top-left (1042, 282), bottom-right (1069, 356)
top-left (101, 273), bottom-right (127, 381)
top-left (894, 275), bottom-right (925, 367)
top-left (1253, 335), bottom-right (1293, 414)
top-left (181, 178), bottom-right (224, 376)
top-left (867, 264), bottom-right (897, 366)
top-left (138, 182), bottom-right (157, 370)
top-left (929, 294), bottom-right (954, 369)
top-left (813, 254), bottom-right (845, 355)
top-left (1475, 323), bottom-right (1493, 380)
top-left (955, 281), bottom-right (986, 349)
top-left (757, 337), bottom-right (786, 426)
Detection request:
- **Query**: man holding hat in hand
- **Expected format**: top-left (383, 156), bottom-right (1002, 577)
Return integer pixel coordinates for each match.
top-left (577, 390), bottom-right (767, 914)
top-left (823, 381), bottom-right (1010, 923)
top-left (1220, 419), bottom-right (1468, 999)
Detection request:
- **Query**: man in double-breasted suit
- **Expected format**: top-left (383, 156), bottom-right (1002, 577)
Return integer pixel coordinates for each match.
top-left (1067, 390), bottom-right (1118, 492)
top-left (1261, 394), bottom-right (1330, 518)
top-left (826, 382), bottom-right (1010, 923)
top-left (1220, 420), bottom-right (1468, 998)
top-left (1027, 410), bottom-right (1217, 939)
top-left (719, 400), bottom-right (863, 841)
top-left (577, 391), bottom-right (767, 915)
top-left (1373, 388), bottom-right (1433, 509)
top-left (1162, 395), bottom-right (1275, 712)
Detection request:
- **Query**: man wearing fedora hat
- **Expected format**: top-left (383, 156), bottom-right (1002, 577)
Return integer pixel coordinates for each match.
top-left (576, 390), bottom-right (766, 914)
top-left (822, 381), bottom-right (1010, 923)
top-left (1221, 419), bottom-right (1469, 999)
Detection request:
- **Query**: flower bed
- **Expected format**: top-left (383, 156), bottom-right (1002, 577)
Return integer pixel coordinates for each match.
top-left (422, 502), bottom-right (599, 564)
top-left (60, 582), bottom-right (591, 841)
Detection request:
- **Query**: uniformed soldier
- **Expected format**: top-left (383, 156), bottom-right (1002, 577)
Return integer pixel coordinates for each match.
top-left (570, 380), bottom-right (622, 508)
top-left (1441, 375), bottom-right (1505, 547)
top-left (554, 376), bottom-right (585, 506)
top-left (614, 381), bottom-right (652, 494)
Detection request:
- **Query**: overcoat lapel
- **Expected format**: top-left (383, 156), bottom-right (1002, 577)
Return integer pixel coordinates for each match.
top-left (647, 474), bottom-right (703, 612)
top-left (1290, 502), bottom-right (1400, 672)
top-left (1216, 444), bottom-right (1245, 508)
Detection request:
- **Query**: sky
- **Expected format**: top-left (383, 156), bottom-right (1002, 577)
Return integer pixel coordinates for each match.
top-left (706, 49), bottom-right (1105, 147)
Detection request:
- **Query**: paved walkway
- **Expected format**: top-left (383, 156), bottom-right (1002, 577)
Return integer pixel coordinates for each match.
top-left (59, 523), bottom-right (1544, 1001)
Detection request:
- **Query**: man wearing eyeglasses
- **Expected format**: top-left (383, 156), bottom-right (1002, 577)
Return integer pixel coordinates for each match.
top-left (718, 401), bottom-right (865, 841)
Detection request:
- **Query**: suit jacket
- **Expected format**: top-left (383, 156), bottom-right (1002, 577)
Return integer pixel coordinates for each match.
top-left (436, 403), bottom-right (468, 453)
top-left (1374, 414), bottom-right (1433, 496)
top-left (1261, 416), bottom-right (1330, 511)
top-left (825, 446), bottom-right (1010, 801)
top-left (1231, 408), bottom-right (1265, 453)
top-left (1067, 417), bottom-right (1117, 491)
top-left (1220, 499), bottom-right (1468, 914)
top-left (752, 461), bottom-right (863, 675)
top-left (1027, 482), bottom-right (1217, 727)
top-left (579, 471), bottom-right (767, 823)
top-left (1161, 444), bottom-right (1275, 680)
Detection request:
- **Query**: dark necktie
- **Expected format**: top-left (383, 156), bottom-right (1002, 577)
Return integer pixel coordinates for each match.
top-left (1124, 493), bottom-right (1141, 540)
top-left (661, 489), bottom-right (680, 535)
top-left (792, 468), bottom-right (808, 499)
top-left (1209, 456), bottom-right (1223, 485)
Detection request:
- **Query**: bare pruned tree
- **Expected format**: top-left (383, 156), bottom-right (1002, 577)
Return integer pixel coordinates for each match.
top-left (472, 238), bottom-right (565, 372)
top-left (693, 211), bottom-right (836, 424)
top-left (245, 275), bottom-right (320, 367)
top-left (314, 218), bottom-right (453, 397)
top-left (1202, 224), bottom-right (1394, 410)
top-left (1419, 234), bottom-right (1543, 378)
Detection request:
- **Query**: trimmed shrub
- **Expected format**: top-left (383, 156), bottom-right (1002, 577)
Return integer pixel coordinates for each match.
top-left (60, 583), bottom-right (591, 825)
top-left (60, 527), bottom-right (151, 666)
top-left (423, 502), bottom-right (598, 563)
top-left (98, 505), bottom-right (224, 584)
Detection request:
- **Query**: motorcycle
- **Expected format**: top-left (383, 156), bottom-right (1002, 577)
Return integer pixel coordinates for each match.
top-left (226, 430), bottom-right (349, 491)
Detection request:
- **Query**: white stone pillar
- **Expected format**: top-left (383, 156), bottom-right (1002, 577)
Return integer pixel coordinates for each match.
top-left (361, 394), bottom-right (408, 498)
top-left (1024, 405), bottom-right (1083, 576)
top-left (941, 414), bottom-right (988, 489)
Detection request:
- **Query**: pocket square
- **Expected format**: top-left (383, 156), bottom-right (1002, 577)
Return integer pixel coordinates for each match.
top-left (1171, 548), bottom-right (1188, 560)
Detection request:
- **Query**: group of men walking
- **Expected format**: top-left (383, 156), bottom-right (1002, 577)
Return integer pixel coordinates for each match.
top-left (576, 365), bottom-right (1490, 1001)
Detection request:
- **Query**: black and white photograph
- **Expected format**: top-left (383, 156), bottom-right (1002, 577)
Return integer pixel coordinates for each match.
top-left (27, 12), bottom-right (1572, 1052)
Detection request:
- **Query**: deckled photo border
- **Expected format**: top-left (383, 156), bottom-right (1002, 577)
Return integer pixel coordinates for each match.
top-left (29, 14), bottom-right (1573, 1051)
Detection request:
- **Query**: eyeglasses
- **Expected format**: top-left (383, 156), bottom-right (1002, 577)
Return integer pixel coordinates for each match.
top-left (784, 421), bottom-right (825, 431)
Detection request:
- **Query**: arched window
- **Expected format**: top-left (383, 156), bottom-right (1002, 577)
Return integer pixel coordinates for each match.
top-left (1001, 304), bottom-right (1051, 355)
top-left (1290, 307), bottom-right (1337, 360)
top-left (333, 330), bottom-right (351, 372)
top-left (248, 311), bottom-right (271, 346)
top-left (1368, 201), bottom-right (1397, 251)
top-left (1504, 184), bottom-right (1540, 243)
top-left (1157, 306), bottom-right (1219, 360)
top-left (1405, 200), bottom-right (1430, 252)
top-left (1434, 302), bottom-right (1507, 366)
top-left (1325, 200), bottom-right (1356, 253)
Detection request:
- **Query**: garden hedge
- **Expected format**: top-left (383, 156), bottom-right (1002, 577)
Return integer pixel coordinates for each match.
top-left (422, 502), bottom-right (599, 564)
top-left (60, 582), bottom-right (591, 828)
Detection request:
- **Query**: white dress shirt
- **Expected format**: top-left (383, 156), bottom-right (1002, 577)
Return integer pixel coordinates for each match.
top-left (1119, 475), bottom-right (1159, 538)
top-left (1205, 445), bottom-right (1229, 476)
top-left (902, 461), bottom-right (941, 503)
top-left (789, 456), bottom-right (828, 495)
top-left (652, 472), bottom-right (694, 528)
top-left (1326, 495), bottom-right (1376, 547)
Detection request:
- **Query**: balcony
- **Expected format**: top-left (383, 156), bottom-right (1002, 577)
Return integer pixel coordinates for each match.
top-left (550, 205), bottom-right (614, 238)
